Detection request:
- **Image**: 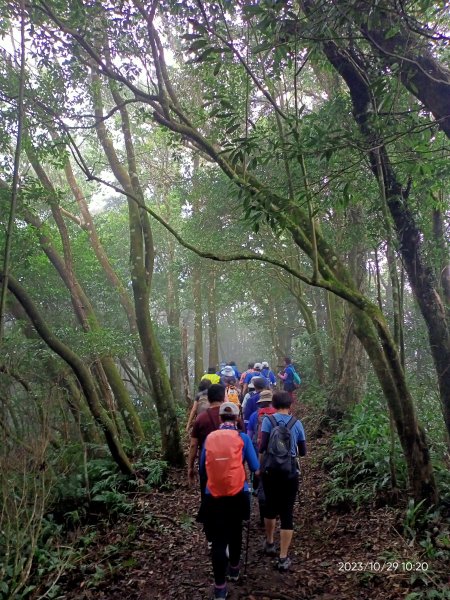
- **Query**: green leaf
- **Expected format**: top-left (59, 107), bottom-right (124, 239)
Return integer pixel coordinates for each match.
top-left (189, 39), bottom-right (208, 52)
top-left (181, 33), bottom-right (202, 41)
top-left (385, 26), bottom-right (400, 39)
top-left (226, 123), bottom-right (240, 134)
top-left (0, 582), bottom-right (8, 594)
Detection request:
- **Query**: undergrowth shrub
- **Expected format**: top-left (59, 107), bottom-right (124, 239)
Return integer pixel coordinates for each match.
top-left (1, 438), bottom-right (168, 600)
top-left (323, 392), bottom-right (408, 508)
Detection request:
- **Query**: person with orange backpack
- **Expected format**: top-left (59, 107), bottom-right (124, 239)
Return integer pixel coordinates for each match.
top-left (200, 402), bottom-right (259, 600)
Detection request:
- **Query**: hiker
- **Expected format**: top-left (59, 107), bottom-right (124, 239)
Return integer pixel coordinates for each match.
top-left (242, 362), bottom-right (262, 397)
top-left (239, 362), bottom-right (255, 388)
top-left (199, 402), bottom-right (259, 599)
top-left (243, 376), bottom-right (267, 426)
top-left (247, 390), bottom-right (275, 451)
top-left (247, 389), bottom-right (276, 526)
top-left (278, 357), bottom-right (301, 402)
top-left (241, 380), bottom-right (256, 417)
top-left (188, 384), bottom-right (226, 496)
top-left (259, 391), bottom-right (306, 572)
top-left (261, 361), bottom-right (276, 388)
top-left (186, 379), bottom-right (211, 432)
top-left (228, 361), bottom-right (241, 380)
top-left (219, 366), bottom-right (240, 406)
top-left (217, 362), bottom-right (227, 375)
top-left (220, 365), bottom-right (235, 385)
top-left (202, 367), bottom-right (221, 385)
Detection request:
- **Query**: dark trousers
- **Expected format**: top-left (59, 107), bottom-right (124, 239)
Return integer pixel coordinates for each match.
top-left (203, 492), bottom-right (250, 586)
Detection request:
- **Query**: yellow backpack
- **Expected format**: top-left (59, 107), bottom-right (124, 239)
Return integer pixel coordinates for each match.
top-left (225, 385), bottom-right (240, 408)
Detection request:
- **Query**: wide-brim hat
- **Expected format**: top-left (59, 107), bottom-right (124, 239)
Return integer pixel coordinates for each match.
top-left (221, 366), bottom-right (235, 377)
top-left (257, 390), bottom-right (273, 403)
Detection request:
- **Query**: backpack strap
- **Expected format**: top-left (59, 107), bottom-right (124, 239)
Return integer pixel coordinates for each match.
top-left (286, 415), bottom-right (297, 430)
top-left (267, 414), bottom-right (277, 429)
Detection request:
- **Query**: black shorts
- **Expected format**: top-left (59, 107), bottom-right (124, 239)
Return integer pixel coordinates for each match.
top-left (262, 471), bottom-right (299, 530)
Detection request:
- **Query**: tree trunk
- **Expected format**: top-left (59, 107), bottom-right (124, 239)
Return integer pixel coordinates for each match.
top-left (64, 377), bottom-right (102, 445)
top-left (327, 205), bottom-right (368, 419)
top-left (92, 72), bottom-right (184, 465)
top-left (181, 320), bottom-right (193, 406)
top-left (192, 265), bottom-right (204, 383)
top-left (62, 156), bottom-right (154, 389)
top-left (432, 207), bottom-right (450, 306)
top-left (21, 196), bottom-right (145, 444)
top-left (287, 277), bottom-right (325, 385)
top-left (354, 3), bottom-right (450, 138)
top-left (166, 240), bottom-right (183, 402)
top-left (1, 272), bottom-right (134, 475)
top-left (352, 306), bottom-right (436, 503)
top-left (314, 26), bottom-right (450, 447)
top-left (207, 268), bottom-right (219, 371)
top-left (326, 322), bottom-right (365, 420)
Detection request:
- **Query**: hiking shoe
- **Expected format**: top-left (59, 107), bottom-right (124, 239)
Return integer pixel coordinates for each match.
top-left (262, 540), bottom-right (277, 556)
top-left (213, 585), bottom-right (228, 599)
top-left (277, 556), bottom-right (292, 572)
top-left (227, 564), bottom-right (240, 582)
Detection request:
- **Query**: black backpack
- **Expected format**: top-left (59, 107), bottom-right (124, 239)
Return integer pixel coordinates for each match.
top-left (263, 414), bottom-right (297, 475)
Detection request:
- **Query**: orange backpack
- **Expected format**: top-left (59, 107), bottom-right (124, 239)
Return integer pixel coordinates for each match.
top-left (205, 430), bottom-right (245, 497)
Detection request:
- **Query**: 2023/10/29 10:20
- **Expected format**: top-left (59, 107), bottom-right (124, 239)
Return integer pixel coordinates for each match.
top-left (337, 561), bottom-right (429, 572)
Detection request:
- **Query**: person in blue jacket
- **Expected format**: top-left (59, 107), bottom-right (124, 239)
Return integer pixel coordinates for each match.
top-left (259, 391), bottom-right (306, 572)
top-left (243, 377), bottom-right (267, 425)
top-left (261, 361), bottom-right (276, 387)
top-left (200, 402), bottom-right (259, 599)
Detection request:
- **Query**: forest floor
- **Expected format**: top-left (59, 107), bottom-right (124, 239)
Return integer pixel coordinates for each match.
top-left (56, 408), bottom-right (446, 600)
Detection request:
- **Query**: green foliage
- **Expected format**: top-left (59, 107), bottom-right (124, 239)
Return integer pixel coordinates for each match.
top-left (133, 445), bottom-right (169, 488)
top-left (324, 392), bottom-right (408, 508)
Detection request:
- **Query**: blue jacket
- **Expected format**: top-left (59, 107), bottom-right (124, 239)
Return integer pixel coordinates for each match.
top-left (261, 368), bottom-right (276, 386)
top-left (244, 391), bottom-right (260, 422)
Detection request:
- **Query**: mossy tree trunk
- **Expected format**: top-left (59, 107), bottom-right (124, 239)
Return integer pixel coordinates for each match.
top-left (91, 72), bottom-right (184, 465)
top-left (1, 273), bottom-right (134, 475)
top-left (61, 156), bottom-right (154, 390)
top-left (19, 174), bottom-right (145, 444)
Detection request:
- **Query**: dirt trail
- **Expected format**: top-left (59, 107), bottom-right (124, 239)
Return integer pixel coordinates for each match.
top-left (63, 432), bottom-right (420, 600)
